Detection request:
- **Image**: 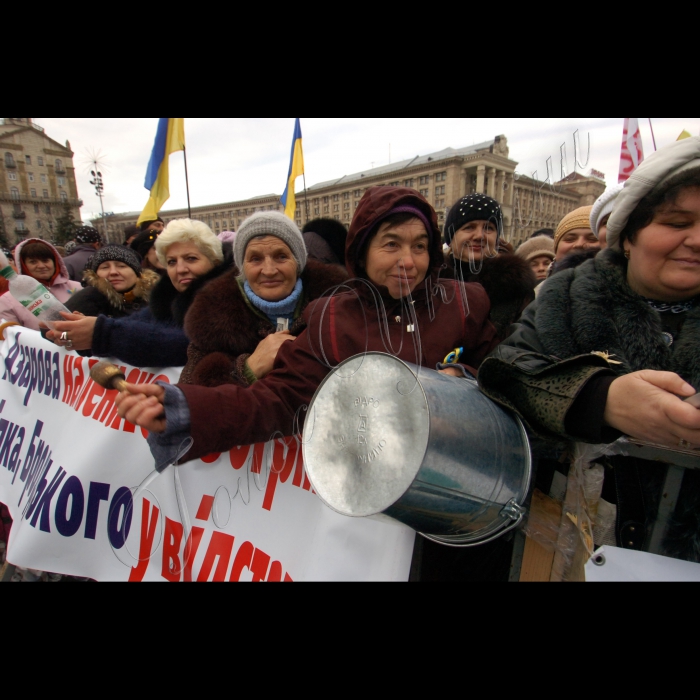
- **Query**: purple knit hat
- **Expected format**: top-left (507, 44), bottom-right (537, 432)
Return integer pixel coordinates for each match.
top-left (356, 205), bottom-right (434, 255)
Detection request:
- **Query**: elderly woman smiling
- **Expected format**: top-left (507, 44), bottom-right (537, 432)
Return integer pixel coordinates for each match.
top-left (180, 212), bottom-right (348, 387)
top-left (48, 219), bottom-right (231, 368)
top-left (479, 136), bottom-right (700, 561)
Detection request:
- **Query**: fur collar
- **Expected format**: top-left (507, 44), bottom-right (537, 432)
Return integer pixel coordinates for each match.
top-left (536, 248), bottom-right (700, 389)
top-left (184, 258), bottom-right (349, 353)
top-left (83, 269), bottom-right (160, 311)
top-left (149, 255), bottom-right (236, 327)
top-left (444, 253), bottom-right (537, 304)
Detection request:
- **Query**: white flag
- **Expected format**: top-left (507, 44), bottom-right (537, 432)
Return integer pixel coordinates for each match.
top-left (619, 118), bottom-right (645, 184)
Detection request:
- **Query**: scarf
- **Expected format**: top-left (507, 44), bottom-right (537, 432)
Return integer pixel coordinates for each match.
top-left (243, 279), bottom-right (303, 326)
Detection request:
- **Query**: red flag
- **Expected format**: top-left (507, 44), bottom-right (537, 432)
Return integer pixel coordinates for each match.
top-left (619, 118), bottom-right (644, 184)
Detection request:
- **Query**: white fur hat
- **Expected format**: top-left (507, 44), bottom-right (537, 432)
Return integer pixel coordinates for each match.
top-left (607, 136), bottom-right (700, 251)
top-left (590, 184), bottom-right (624, 236)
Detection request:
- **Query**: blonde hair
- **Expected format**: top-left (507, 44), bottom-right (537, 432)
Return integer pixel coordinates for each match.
top-left (155, 219), bottom-right (224, 266)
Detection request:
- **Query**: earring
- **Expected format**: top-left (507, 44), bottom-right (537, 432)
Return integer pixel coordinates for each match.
top-left (624, 250), bottom-right (631, 260)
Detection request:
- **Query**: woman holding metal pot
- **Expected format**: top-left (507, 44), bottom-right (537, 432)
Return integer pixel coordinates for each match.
top-left (116, 186), bottom-right (499, 463)
top-left (479, 136), bottom-right (700, 563)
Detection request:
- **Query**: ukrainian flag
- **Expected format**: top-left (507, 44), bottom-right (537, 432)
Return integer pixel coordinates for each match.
top-left (281, 119), bottom-right (305, 220)
top-left (138, 118), bottom-right (186, 227)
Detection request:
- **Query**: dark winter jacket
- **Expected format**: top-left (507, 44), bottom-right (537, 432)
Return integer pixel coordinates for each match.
top-left (64, 245), bottom-right (99, 282)
top-left (178, 186), bottom-right (499, 462)
top-left (180, 259), bottom-right (349, 387)
top-left (90, 254), bottom-right (235, 369)
top-left (66, 269), bottom-right (160, 319)
top-left (478, 248), bottom-right (700, 561)
top-left (441, 253), bottom-right (537, 338)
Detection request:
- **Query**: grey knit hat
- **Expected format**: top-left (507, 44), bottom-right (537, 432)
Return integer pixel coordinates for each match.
top-left (234, 212), bottom-right (307, 272)
top-left (607, 136), bottom-right (700, 251)
top-left (88, 245), bottom-right (142, 276)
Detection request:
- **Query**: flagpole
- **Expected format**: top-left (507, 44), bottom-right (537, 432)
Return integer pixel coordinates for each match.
top-left (183, 145), bottom-right (192, 218)
top-left (648, 118), bottom-right (658, 151)
top-left (302, 172), bottom-right (310, 226)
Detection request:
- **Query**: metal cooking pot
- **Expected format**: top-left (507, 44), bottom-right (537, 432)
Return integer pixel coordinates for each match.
top-left (303, 353), bottom-right (532, 547)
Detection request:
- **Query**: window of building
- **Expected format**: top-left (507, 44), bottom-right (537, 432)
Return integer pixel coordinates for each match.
top-left (344, 214), bottom-right (351, 221)
top-left (333, 204), bottom-right (339, 212)
top-left (55, 159), bottom-right (64, 172)
top-left (37, 220), bottom-right (42, 229)
top-left (11, 187), bottom-right (20, 200)
top-left (323, 196), bottom-right (328, 203)
top-left (404, 179), bottom-right (414, 188)
top-left (419, 175), bottom-right (430, 185)
top-left (49, 222), bottom-right (54, 232)
top-left (343, 192), bottom-right (350, 200)
top-left (296, 220), bottom-right (302, 228)
top-left (435, 172), bottom-right (447, 182)
top-left (34, 204), bottom-right (39, 213)
top-left (58, 177), bottom-right (66, 186)
top-left (25, 155), bottom-right (32, 165)
top-left (45, 204), bottom-right (51, 214)
top-left (389, 181), bottom-right (399, 187)
top-left (38, 157), bottom-right (44, 166)
top-left (41, 174), bottom-right (47, 183)
top-left (344, 202), bottom-right (350, 210)
top-left (420, 188), bottom-right (429, 198)
top-left (28, 173), bottom-right (35, 182)
top-left (334, 215), bottom-right (340, 221)
top-left (5, 153), bottom-right (16, 167)
top-left (324, 206), bottom-right (329, 214)
top-left (435, 185), bottom-right (445, 196)
top-left (31, 188), bottom-right (37, 198)
top-left (43, 189), bottom-right (49, 198)
top-left (354, 190), bottom-right (361, 198)
top-left (332, 195), bottom-right (339, 202)
top-left (314, 207), bottom-right (320, 215)
top-left (60, 191), bottom-right (68, 202)
top-left (8, 171), bottom-right (17, 181)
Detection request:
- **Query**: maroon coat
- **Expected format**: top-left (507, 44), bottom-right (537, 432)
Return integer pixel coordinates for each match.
top-left (179, 187), bottom-right (498, 462)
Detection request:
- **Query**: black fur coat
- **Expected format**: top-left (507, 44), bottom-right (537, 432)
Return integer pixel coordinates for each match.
top-left (538, 248), bottom-right (700, 389)
top-left (180, 259), bottom-right (349, 387)
top-left (442, 253), bottom-right (537, 338)
top-left (514, 248), bottom-right (700, 562)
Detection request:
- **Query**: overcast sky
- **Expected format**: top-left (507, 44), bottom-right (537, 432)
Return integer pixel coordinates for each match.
top-left (35, 118), bottom-right (700, 223)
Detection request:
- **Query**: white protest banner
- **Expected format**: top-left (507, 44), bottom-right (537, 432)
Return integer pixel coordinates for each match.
top-left (0, 326), bottom-right (414, 581)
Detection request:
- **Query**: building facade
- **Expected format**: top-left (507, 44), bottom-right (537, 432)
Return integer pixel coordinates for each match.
top-left (0, 118), bottom-right (83, 246)
top-left (100, 135), bottom-right (605, 249)
top-left (97, 193), bottom-right (285, 243)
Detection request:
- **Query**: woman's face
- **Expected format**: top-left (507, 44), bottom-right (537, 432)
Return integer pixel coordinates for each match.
top-left (451, 220), bottom-right (498, 263)
top-left (96, 261), bottom-right (138, 293)
top-left (625, 188), bottom-right (700, 302)
top-left (24, 256), bottom-right (55, 282)
top-left (244, 236), bottom-right (298, 302)
top-left (556, 228), bottom-right (599, 261)
top-left (529, 255), bottom-right (552, 281)
top-left (165, 242), bottom-right (215, 293)
top-left (147, 246), bottom-right (165, 270)
top-left (365, 218), bottom-right (430, 299)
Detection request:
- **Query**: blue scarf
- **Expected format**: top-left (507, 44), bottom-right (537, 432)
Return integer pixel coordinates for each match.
top-left (244, 279), bottom-right (303, 326)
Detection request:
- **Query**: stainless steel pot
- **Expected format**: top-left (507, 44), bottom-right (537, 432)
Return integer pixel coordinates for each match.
top-left (303, 353), bottom-right (532, 547)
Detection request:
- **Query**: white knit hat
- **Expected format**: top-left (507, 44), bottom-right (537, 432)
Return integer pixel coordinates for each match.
top-left (235, 212), bottom-right (307, 272)
top-left (590, 184), bottom-right (624, 236)
top-left (607, 136), bottom-right (700, 251)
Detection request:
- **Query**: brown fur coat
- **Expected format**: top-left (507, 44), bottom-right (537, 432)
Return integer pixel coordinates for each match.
top-left (180, 259), bottom-right (349, 387)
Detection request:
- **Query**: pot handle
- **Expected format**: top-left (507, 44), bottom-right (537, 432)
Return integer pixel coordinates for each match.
top-left (419, 499), bottom-right (526, 549)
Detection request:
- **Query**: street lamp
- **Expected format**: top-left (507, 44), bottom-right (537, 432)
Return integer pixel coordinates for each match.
top-left (90, 168), bottom-right (109, 243)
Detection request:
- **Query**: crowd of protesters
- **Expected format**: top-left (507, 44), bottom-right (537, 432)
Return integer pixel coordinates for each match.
top-left (2, 136), bottom-right (700, 581)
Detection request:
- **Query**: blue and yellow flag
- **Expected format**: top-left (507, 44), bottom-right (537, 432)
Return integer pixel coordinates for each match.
top-left (281, 119), bottom-right (304, 220)
top-left (138, 118), bottom-right (186, 226)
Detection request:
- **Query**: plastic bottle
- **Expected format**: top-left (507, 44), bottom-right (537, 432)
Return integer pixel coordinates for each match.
top-left (0, 264), bottom-right (70, 329)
